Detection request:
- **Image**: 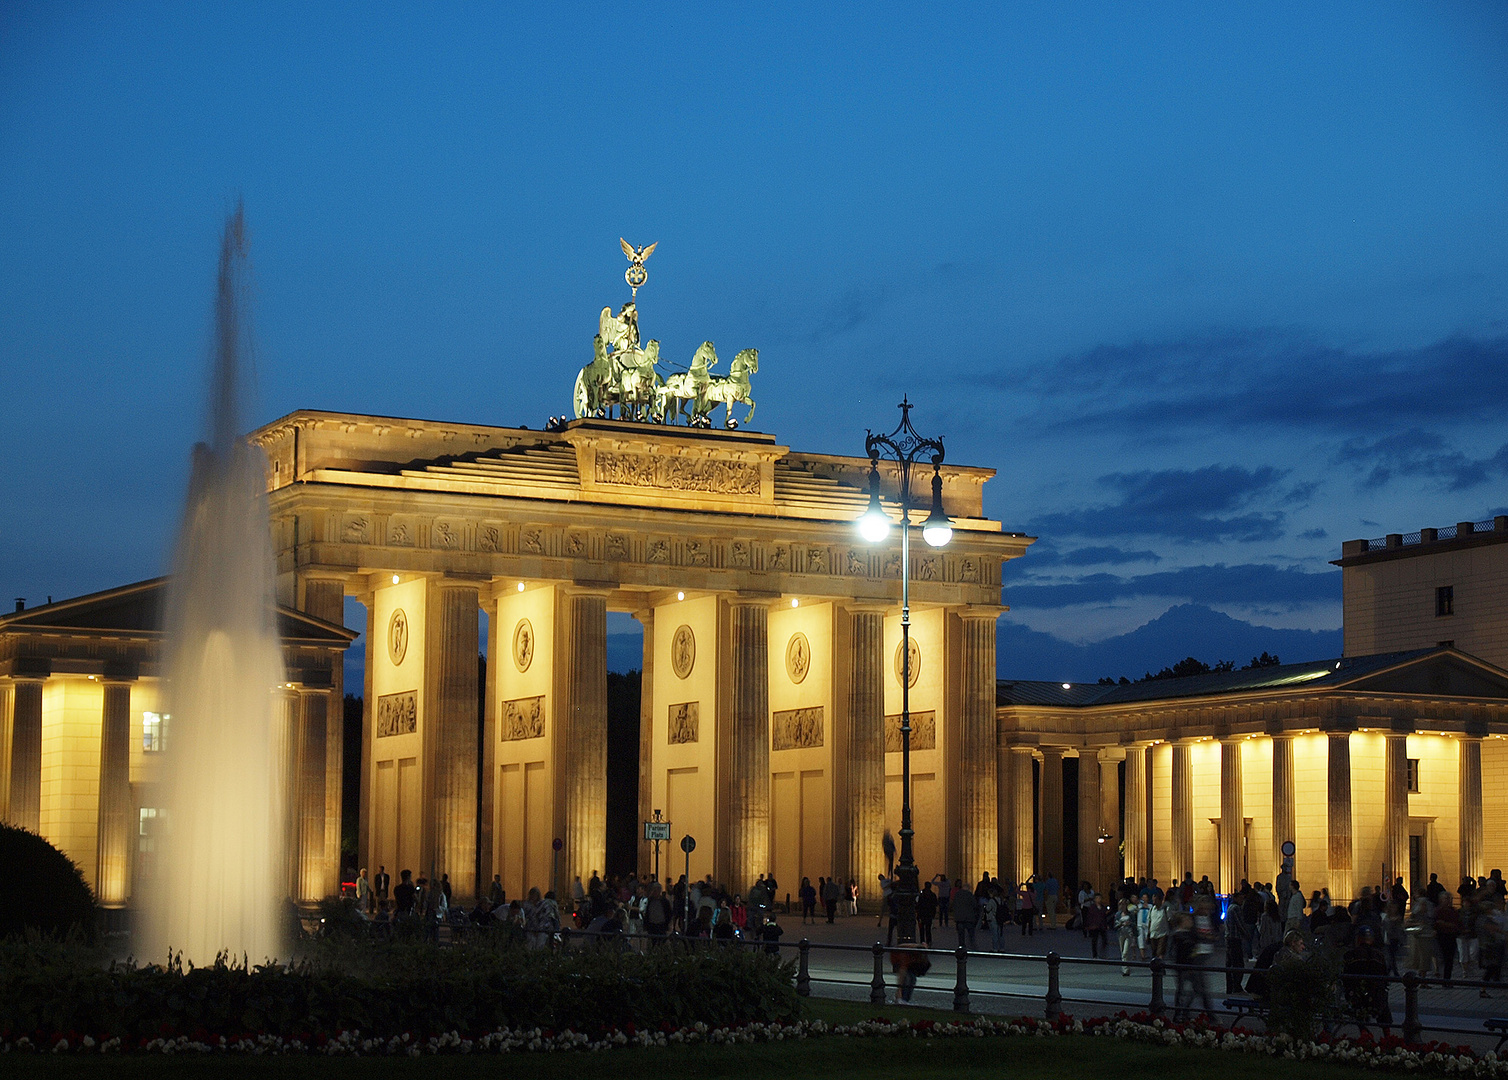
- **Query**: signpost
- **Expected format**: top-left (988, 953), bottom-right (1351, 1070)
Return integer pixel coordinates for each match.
top-left (644, 809), bottom-right (671, 883)
top-left (680, 834), bottom-right (696, 931)
top-left (552, 837), bottom-right (563, 897)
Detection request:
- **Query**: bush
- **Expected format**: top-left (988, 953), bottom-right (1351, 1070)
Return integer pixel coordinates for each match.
top-left (0, 825), bottom-right (96, 942)
top-left (0, 935), bottom-right (800, 1043)
top-left (1263, 950), bottom-right (1343, 1040)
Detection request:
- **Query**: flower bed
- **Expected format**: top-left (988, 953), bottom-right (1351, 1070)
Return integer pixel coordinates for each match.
top-left (3, 1007), bottom-right (1505, 1076)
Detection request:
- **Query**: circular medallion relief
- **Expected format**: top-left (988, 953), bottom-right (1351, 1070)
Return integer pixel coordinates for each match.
top-left (388, 608), bottom-right (409, 666)
top-left (513, 618), bottom-right (535, 673)
top-left (671, 624), bottom-right (696, 680)
top-left (786, 632), bottom-right (811, 684)
top-left (894, 637), bottom-right (921, 688)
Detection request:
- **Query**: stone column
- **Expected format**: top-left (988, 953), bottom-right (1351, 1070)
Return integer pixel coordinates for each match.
top-left (957, 611), bottom-right (999, 886)
top-left (726, 598), bottom-right (770, 896)
top-left (1383, 733), bottom-right (1409, 887)
top-left (1077, 751), bottom-right (1100, 892)
top-left (1098, 749), bottom-right (1123, 888)
top-left (1170, 740), bottom-right (1194, 886)
top-left (635, 609), bottom-right (655, 877)
top-left (1007, 745), bottom-right (1036, 885)
top-left (300, 575), bottom-right (346, 897)
top-left (1327, 731), bottom-right (1354, 904)
top-left (1460, 735), bottom-right (1484, 883)
top-left (1123, 745), bottom-right (1148, 882)
top-left (95, 681), bottom-right (133, 907)
top-left (426, 580), bottom-right (481, 899)
top-left (847, 607), bottom-right (885, 906)
top-left (1219, 737), bottom-right (1243, 895)
top-left (295, 691), bottom-right (329, 903)
top-left (0, 683), bottom-right (12, 822)
top-left (8, 679), bottom-right (42, 833)
top-left (1271, 733), bottom-right (1295, 881)
top-left (560, 590), bottom-right (608, 891)
top-left (1039, 746), bottom-right (1065, 886)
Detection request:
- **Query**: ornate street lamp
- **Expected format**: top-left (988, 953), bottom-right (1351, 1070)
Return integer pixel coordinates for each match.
top-left (859, 397), bottom-right (951, 944)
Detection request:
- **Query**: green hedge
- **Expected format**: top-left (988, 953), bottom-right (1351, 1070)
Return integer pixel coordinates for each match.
top-left (0, 825), bottom-right (96, 941)
top-left (0, 936), bottom-right (800, 1043)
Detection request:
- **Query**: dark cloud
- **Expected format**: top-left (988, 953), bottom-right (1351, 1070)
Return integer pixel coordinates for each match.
top-left (1059, 545), bottom-right (1162, 566)
top-left (1298, 528), bottom-right (1328, 540)
top-left (1028, 465), bottom-right (1287, 542)
top-left (1335, 429), bottom-right (1508, 491)
top-left (1005, 562), bottom-right (1339, 610)
top-left (974, 331), bottom-right (1508, 440)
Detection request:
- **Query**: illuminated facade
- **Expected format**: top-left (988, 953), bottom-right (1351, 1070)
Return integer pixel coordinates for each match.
top-left (0, 580), bottom-right (354, 908)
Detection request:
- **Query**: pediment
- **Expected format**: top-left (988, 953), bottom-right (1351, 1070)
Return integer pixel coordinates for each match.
top-left (1340, 651), bottom-right (1508, 700)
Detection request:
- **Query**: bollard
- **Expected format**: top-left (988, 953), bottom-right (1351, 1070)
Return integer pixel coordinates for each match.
top-left (1149, 956), bottom-right (1166, 1018)
top-left (953, 946), bottom-right (970, 1013)
top-left (1045, 951), bottom-right (1062, 1020)
top-left (871, 942), bottom-right (887, 1005)
top-left (797, 938), bottom-right (811, 997)
top-left (1403, 971), bottom-right (1422, 1044)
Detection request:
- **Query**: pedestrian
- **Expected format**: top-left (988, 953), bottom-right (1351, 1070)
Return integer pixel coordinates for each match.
top-left (822, 875), bottom-right (841, 923)
top-left (1147, 893), bottom-right (1169, 957)
top-left (934, 874), bottom-right (952, 927)
top-left (1082, 893), bottom-right (1106, 957)
top-left (800, 877), bottom-right (817, 924)
top-left (1435, 891), bottom-right (1462, 980)
top-left (1016, 881), bottom-right (1037, 935)
top-left (951, 883), bottom-right (978, 951)
top-left (356, 868), bottom-right (371, 914)
top-left (917, 880), bottom-right (937, 946)
top-left (373, 865), bottom-right (391, 914)
top-left (1116, 898), bottom-right (1137, 975)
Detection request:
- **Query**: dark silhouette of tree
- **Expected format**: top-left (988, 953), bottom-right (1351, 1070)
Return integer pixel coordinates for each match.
top-left (1244, 651), bottom-right (1282, 669)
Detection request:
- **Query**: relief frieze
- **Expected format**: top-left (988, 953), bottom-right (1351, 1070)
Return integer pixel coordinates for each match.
top-left (772, 706), bottom-right (824, 750)
top-left (884, 710), bottom-right (936, 753)
top-left (668, 701), bottom-right (699, 744)
top-left (501, 695), bottom-right (546, 741)
top-left (595, 450), bottom-right (760, 496)
top-left (377, 691), bottom-right (418, 738)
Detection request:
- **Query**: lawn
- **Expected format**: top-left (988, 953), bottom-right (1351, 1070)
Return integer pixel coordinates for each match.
top-left (3, 997), bottom-right (1380, 1080)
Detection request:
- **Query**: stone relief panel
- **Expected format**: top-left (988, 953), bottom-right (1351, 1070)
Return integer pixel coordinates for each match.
top-left (566, 531), bottom-right (586, 556)
top-left (376, 691), bottom-right (418, 738)
top-left (730, 541), bottom-right (751, 567)
top-left (512, 619), bottom-right (535, 673)
top-left (433, 519), bottom-right (462, 550)
top-left (894, 638), bottom-right (921, 688)
top-left (388, 519), bottom-right (414, 546)
top-left (595, 450), bottom-right (760, 496)
top-left (917, 557), bottom-right (938, 581)
top-left (772, 706), bottom-right (824, 750)
top-left (671, 624), bottom-right (696, 679)
top-left (768, 546), bottom-right (789, 571)
top-left (846, 549), bottom-right (867, 576)
top-left (686, 539), bottom-right (710, 566)
top-left (805, 547), bottom-right (827, 574)
top-left (477, 524), bottom-right (501, 552)
top-left (519, 528), bottom-right (544, 554)
top-left (785, 632), bottom-right (811, 684)
top-left (884, 710), bottom-right (936, 753)
top-left (960, 557), bottom-right (980, 583)
top-left (668, 701), bottom-right (699, 744)
top-left (501, 695), bottom-right (546, 741)
top-left (342, 515), bottom-right (370, 544)
top-left (883, 553), bottom-right (902, 578)
top-left (647, 539), bottom-right (670, 563)
top-left (606, 533), bottom-right (629, 560)
top-left (388, 609), bottom-right (409, 666)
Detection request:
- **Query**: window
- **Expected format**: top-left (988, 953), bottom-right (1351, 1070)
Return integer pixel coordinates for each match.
top-left (1406, 758), bottom-right (1420, 793)
top-left (1438, 640), bottom-right (1455, 649)
top-left (142, 711), bottom-right (168, 752)
top-left (138, 808), bottom-right (161, 851)
top-left (1436, 585), bottom-right (1454, 617)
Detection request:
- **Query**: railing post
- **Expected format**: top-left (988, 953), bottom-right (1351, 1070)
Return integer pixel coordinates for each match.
top-left (1045, 951), bottom-right (1062, 1020)
top-left (797, 938), bottom-right (811, 997)
top-left (1403, 971), bottom-right (1422, 1044)
top-left (1149, 956), bottom-right (1166, 1018)
top-left (560, 927), bottom-right (570, 950)
top-left (871, 941), bottom-right (887, 1005)
top-left (953, 946), bottom-right (970, 1013)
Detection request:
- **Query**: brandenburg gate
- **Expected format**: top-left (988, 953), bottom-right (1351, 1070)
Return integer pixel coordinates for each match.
top-left (253, 245), bottom-right (1029, 901)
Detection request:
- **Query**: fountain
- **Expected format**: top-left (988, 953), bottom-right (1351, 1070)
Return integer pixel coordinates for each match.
top-left (141, 205), bottom-right (289, 965)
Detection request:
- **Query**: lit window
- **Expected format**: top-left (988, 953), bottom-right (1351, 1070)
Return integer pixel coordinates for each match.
top-left (138, 808), bottom-right (162, 851)
top-left (1436, 586), bottom-right (1454, 617)
top-left (1406, 758), bottom-right (1420, 794)
top-left (142, 712), bottom-right (168, 752)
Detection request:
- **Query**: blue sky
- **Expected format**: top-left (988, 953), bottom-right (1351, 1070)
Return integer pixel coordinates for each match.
top-left (2, 3), bottom-right (1506, 672)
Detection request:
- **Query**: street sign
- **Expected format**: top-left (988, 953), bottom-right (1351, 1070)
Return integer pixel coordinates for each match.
top-left (645, 820), bottom-right (671, 842)
top-left (552, 837), bottom-right (564, 852)
top-left (680, 834), bottom-right (696, 853)
top-left (1281, 839), bottom-right (1296, 858)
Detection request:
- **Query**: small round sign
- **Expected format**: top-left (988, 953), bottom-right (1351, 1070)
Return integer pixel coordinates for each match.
top-left (552, 837), bottom-right (564, 852)
top-left (1281, 839), bottom-right (1296, 858)
top-left (680, 834), bottom-right (696, 854)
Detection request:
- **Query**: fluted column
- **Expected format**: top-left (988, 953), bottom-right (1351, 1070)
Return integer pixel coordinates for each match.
top-left (1327, 731), bottom-right (1353, 904)
top-left (95, 681), bottom-right (133, 906)
top-left (300, 576), bottom-right (346, 898)
top-left (635, 609), bottom-right (655, 877)
top-left (1039, 746), bottom-right (1065, 884)
top-left (1460, 736), bottom-right (1484, 883)
top-left (295, 690), bottom-right (328, 902)
top-left (425, 580), bottom-right (480, 898)
top-left (725, 599), bottom-right (770, 896)
top-left (1098, 749), bottom-right (1123, 888)
top-left (1077, 752), bottom-right (1101, 892)
top-left (1383, 733), bottom-right (1409, 887)
top-left (847, 608), bottom-right (885, 904)
top-left (1271, 733), bottom-right (1295, 880)
top-left (1170, 740), bottom-right (1194, 886)
top-left (1123, 745), bottom-right (1148, 881)
top-left (8, 679), bottom-right (42, 833)
top-left (1007, 745), bottom-right (1035, 884)
top-left (560, 590), bottom-right (607, 891)
top-left (1219, 737), bottom-right (1243, 895)
top-left (958, 611), bottom-right (998, 885)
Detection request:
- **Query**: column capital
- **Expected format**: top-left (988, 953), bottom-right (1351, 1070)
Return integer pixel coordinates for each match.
top-left (952, 604), bottom-right (1005, 623)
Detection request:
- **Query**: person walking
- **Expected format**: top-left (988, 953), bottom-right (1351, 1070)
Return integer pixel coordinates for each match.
top-left (917, 880), bottom-right (938, 946)
top-left (1016, 880), bottom-right (1037, 935)
top-left (1116, 898), bottom-right (1137, 975)
top-left (935, 874), bottom-right (952, 927)
top-left (1147, 893), bottom-right (1170, 957)
top-left (951, 883), bottom-right (978, 951)
top-left (374, 865), bottom-right (391, 913)
top-left (799, 877), bottom-right (817, 925)
top-left (1435, 891), bottom-right (1462, 980)
top-left (822, 875), bottom-right (841, 923)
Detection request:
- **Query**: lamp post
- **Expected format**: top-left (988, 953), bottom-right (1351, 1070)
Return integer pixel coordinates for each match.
top-left (857, 397), bottom-right (952, 944)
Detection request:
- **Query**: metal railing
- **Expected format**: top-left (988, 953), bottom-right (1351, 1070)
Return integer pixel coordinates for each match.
top-left (1365, 519), bottom-right (1501, 552)
top-left (539, 926), bottom-right (1508, 1046)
